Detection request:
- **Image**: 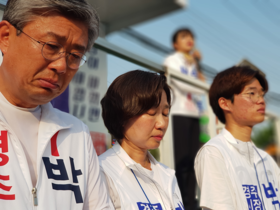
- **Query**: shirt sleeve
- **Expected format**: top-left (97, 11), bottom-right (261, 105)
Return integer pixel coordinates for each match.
top-left (194, 146), bottom-right (236, 210)
top-left (269, 155), bottom-right (280, 191)
top-left (164, 55), bottom-right (181, 72)
top-left (163, 56), bottom-right (171, 67)
top-left (82, 124), bottom-right (114, 210)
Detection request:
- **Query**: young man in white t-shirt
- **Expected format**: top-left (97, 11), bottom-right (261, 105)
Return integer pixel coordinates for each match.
top-left (195, 66), bottom-right (280, 210)
top-left (164, 28), bottom-right (206, 209)
top-left (164, 28), bottom-right (204, 80)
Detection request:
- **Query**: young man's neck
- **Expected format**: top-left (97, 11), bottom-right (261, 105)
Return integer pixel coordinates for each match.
top-left (225, 122), bottom-right (252, 142)
top-left (176, 49), bottom-right (191, 55)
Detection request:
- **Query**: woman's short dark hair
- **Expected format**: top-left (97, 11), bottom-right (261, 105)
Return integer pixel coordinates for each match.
top-left (101, 70), bottom-right (171, 142)
top-left (172, 28), bottom-right (195, 44)
top-left (209, 66), bottom-right (268, 124)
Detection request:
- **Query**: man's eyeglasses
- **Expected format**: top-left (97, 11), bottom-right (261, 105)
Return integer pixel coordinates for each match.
top-left (242, 91), bottom-right (265, 103)
top-left (13, 25), bottom-right (87, 70)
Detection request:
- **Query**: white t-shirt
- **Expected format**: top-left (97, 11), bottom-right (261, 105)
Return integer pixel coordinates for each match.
top-left (164, 52), bottom-right (204, 117)
top-left (195, 146), bottom-right (236, 210)
top-left (195, 128), bottom-right (280, 210)
top-left (102, 154), bottom-right (167, 210)
top-left (0, 92), bottom-right (41, 187)
top-left (164, 52), bottom-right (198, 78)
top-left (99, 141), bottom-right (184, 210)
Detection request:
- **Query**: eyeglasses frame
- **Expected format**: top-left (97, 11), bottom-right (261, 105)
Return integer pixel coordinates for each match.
top-left (12, 24), bottom-right (87, 70)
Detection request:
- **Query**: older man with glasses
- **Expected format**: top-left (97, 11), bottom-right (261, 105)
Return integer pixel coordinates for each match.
top-left (0, 0), bottom-right (112, 209)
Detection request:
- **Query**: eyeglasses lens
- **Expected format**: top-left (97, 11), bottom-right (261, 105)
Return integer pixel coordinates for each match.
top-left (42, 41), bottom-right (86, 69)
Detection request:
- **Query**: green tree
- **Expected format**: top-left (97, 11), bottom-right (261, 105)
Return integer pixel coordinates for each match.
top-left (149, 148), bottom-right (160, 161)
top-left (252, 120), bottom-right (275, 149)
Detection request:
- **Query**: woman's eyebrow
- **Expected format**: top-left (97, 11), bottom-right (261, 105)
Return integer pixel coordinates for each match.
top-left (246, 87), bottom-right (257, 90)
top-left (164, 104), bottom-right (170, 109)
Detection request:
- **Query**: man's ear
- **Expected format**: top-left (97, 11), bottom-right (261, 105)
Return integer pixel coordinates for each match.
top-left (218, 97), bottom-right (232, 112)
top-left (0, 21), bottom-right (12, 55)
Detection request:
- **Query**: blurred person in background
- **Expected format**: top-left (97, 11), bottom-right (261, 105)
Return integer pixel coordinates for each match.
top-left (99, 70), bottom-right (184, 210)
top-left (164, 28), bottom-right (206, 209)
top-left (195, 66), bottom-right (280, 210)
top-left (0, 0), bottom-right (112, 209)
top-left (164, 28), bottom-right (204, 81)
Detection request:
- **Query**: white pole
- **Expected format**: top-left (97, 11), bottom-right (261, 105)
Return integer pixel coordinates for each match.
top-left (159, 68), bottom-right (175, 169)
top-left (274, 118), bottom-right (280, 166)
top-left (205, 95), bottom-right (217, 138)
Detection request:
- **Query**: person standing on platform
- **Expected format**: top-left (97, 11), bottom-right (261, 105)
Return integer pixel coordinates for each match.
top-left (0, 0), bottom-right (112, 209)
top-left (195, 66), bottom-right (280, 210)
top-left (164, 28), bottom-right (205, 209)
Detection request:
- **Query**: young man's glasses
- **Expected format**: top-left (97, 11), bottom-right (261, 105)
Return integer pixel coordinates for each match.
top-left (242, 91), bottom-right (265, 103)
top-left (13, 25), bottom-right (86, 70)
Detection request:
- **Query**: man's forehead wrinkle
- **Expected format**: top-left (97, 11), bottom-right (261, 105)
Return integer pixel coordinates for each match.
top-left (24, 15), bottom-right (89, 51)
top-left (45, 31), bottom-right (67, 41)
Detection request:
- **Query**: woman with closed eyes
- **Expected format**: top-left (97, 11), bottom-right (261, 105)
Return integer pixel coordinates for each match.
top-left (99, 70), bottom-right (184, 210)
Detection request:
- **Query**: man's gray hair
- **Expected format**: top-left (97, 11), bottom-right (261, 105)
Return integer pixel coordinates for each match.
top-left (3, 0), bottom-right (99, 51)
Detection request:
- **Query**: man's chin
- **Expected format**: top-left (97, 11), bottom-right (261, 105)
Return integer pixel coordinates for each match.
top-left (251, 117), bottom-right (265, 126)
top-left (28, 90), bottom-right (60, 105)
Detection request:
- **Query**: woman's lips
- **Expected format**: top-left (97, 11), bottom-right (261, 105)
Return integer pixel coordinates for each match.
top-left (153, 135), bottom-right (163, 141)
top-left (38, 79), bottom-right (59, 89)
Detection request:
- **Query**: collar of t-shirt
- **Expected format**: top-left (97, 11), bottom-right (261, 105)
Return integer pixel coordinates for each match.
top-left (112, 141), bottom-right (171, 208)
top-left (112, 141), bottom-right (163, 186)
top-left (142, 161), bottom-right (155, 177)
top-left (112, 141), bottom-right (157, 168)
top-left (222, 128), bottom-right (255, 166)
top-left (0, 92), bottom-right (42, 187)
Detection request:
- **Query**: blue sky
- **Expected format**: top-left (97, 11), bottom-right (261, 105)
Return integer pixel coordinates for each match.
top-left (106, 0), bottom-right (280, 115)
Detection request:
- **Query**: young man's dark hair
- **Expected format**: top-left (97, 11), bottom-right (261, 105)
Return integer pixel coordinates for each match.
top-left (172, 28), bottom-right (195, 44)
top-left (209, 66), bottom-right (268, 124)
top-left (101, 70), bottom-right (171, 142)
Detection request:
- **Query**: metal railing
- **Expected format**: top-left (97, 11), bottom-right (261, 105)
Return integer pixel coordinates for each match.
top-left (95, 37), bottom-right (216, 168)
top-left (94, 37), bottom-right (280, 167)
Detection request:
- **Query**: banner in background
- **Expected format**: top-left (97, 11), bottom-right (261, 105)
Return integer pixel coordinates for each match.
top-left (68, 48), bottom-right (109, 155)
top-left (51, 47), bottom-right (109, 155)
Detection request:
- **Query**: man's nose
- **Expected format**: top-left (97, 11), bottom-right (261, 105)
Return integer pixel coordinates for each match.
top-left (257, 95), bottom-right (266, 105)
top-left (48, 56), bottom-right (67, 74)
